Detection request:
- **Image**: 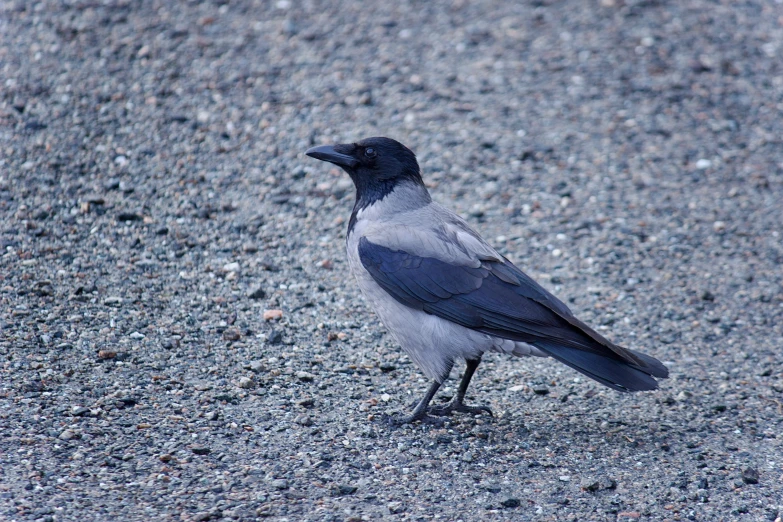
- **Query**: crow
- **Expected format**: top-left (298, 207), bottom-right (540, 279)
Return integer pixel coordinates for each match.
top-left (306, 137), bottom-right (668, 424)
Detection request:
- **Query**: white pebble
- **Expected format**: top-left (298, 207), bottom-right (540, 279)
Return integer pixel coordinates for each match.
top-left (223, 262), bottom-right (240, 272)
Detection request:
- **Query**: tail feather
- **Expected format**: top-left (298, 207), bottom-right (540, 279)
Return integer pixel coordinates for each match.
top-left (533, 341), bottom-right (668, 392)
top-left (624, 347), bottom-right (669, 378)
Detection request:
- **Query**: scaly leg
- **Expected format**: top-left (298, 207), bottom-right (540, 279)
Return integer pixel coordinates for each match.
top-left (428, 358), bottom-right (493, 417)
top-left (385, 379), bottom-right (446, 425)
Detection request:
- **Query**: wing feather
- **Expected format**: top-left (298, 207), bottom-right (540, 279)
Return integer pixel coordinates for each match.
top-left (357, 234), bottom-right (668, 390)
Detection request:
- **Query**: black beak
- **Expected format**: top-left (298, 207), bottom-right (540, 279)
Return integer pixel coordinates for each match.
top-left (305, 145), bottom-right (359, 169)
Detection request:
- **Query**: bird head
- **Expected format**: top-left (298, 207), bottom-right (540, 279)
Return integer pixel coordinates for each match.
top-left (306, 137), bottom-right (425, 206)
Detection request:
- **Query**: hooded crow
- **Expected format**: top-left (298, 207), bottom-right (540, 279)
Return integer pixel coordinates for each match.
top-left (306, 137), bottom-right (668, 424)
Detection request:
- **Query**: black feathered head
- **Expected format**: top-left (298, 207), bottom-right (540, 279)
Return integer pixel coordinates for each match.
top-left (306, 137), bottom-right (424, 207)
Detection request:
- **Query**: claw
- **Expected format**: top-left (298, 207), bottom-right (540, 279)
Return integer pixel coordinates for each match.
top-left (428, 400), bottom-right (493, 418)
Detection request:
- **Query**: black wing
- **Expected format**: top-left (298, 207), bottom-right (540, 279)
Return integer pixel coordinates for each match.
top-left (358, 237), bottom-right (668, 391)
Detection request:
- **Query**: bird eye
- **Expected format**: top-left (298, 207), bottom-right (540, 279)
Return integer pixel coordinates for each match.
top-left (364, 147), bottom-right (376, 158)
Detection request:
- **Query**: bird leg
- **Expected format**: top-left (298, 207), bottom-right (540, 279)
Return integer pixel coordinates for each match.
top-left (427, 358), bottom-right (493, 418)
top-left (385, 379), bottom-right (447, 426)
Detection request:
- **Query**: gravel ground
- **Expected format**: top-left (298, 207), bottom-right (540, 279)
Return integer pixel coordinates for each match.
top-left (2, 0), bottom-right (783, 520)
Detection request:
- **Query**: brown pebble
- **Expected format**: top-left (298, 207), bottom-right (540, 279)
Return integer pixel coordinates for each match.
top-left (222, 328), bottom-right (241, 341)
top-left (263, 309), bottom-right (283, 321)
top-left (98, 350), bottom-right (117, 359)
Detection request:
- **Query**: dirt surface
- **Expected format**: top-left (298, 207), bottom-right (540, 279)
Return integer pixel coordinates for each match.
top-left (2, 0), bottom-right (782, 520)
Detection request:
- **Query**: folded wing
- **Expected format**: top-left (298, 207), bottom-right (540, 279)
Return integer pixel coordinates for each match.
top-left (358, 233), bottom-right (668, 392)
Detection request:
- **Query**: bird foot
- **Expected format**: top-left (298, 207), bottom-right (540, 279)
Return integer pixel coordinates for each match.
top-left (428, 400), bottom-right (493, 418)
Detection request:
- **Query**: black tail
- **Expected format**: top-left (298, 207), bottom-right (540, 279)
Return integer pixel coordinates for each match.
top-left (533, 341), bottom-right (669, 392)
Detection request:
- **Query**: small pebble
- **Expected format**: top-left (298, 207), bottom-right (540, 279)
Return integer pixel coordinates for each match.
top-left (223, 262), bottom-right (240, 272)
top-left (742, 467), bottom-right (759, 484)
top-left (266, 330), bottom-right (284, 344)
top-left (296, 415), bottom-right (313, 426)
top-left (222, 328), bottom-right (241, 341)
top-left (263, 309), bottom-right (283, 321)
top-left (532, 385), bottom-right (550, 395)
top-left (501, 497), bottom-right (520, 508)
top-left (297, 371), bottom-right (315, 382)
top-left (271, 479), bottom-right (289, 490)
top-left (58, 429), bottom-right (76, 440)
top-left (387, 502), bottom-right (404, 514)
top-left (332, 484), bottom-right (357, 496)
top-left (116, 212), bottom-right (141, 222)
top-left (248, 287), bottom-right (266, 299)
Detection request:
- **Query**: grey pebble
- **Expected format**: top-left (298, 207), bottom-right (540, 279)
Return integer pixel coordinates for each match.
top-left (387, 502), bottom-right (404, 514)
top-left (248, 360), bottom-right (265, 373)
top-left (532, 385), bottom-right (550, 396)
top-left (266, 329), bottom-right (284, 345)
top-left (581, 477), bottom-right (617, 492)
top-left (331, 484), bottom-right (357, 496)
top-left (271, 479), bottom-right (289, 490)
top-left (501, 497), bottom-right (520, 508)
top-left (222, 328), bottom-right (241, 341)
top-left (116, 212), bottom-right (141, 222)
top-left (296, 371), bottom-right (315, 382)
top-left (296, 415), bottom-right (313, 427)
top-left (237, 376), bottom-right (254, 389)
top-left (248, 287), bottom-right (266, 299)
top-left (742, 467), bottom-right (760, 485)
top-left (58, 429), bottom-right (76, 441)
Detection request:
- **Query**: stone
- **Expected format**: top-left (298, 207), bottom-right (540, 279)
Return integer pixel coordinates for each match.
top-left (742, 467), bottom-right (759, 484)
top-left (59, 429), bottom-right (77, 440)
top-left (263, 309), bottom-right (283, 321)
top-left (532, 385), bottom-right (550, 395)
top-left (501, 497), bottom-right (520, 508)
top-left (296, 371), bottom-right (315, 382)
top-left (222, 328), bottom-right (241, 341)
top-left (271, 479), bottom-right (288, 490)
top-left (248, 287), bottom-right (266, 299)
top-left (237, 376), bottom-right (254, 389)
